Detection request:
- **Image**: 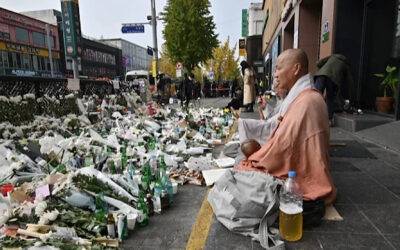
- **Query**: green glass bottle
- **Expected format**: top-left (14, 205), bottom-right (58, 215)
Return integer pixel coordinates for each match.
top-left (141, 161), bottom-right (151, 193)
top-left (120, 146), bottom-right (127, 171)
top-left (137, 191), bottom-right (149, 227)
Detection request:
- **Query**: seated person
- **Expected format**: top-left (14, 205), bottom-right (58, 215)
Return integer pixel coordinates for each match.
top-left (236, 49), bottom-right (336, 224)
top-left (225, 89), bottom-right (243, 110)
top-left (241, 139), bottom-right (261, 159)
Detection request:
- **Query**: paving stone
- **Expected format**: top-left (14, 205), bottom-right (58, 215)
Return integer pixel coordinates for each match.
top-left (331, 172), bottom-right (400, 205)
top-left (205, 219), bottom-right (264, 250)
top-left (122, 185), bottom-right (206, 249)
top-left (329, 140), bottom-right (376, 159)
top-left (359, 203), bottom-right (400, 235)
top-left (366, 148), bottom-right (400, 170)
top-left (385, 234), bottom-right (400, 249)
top-left (330, 159), bottom-right (360, 172)
top-left (305, 204), bottom-right (378, 234)
top-left (286, 231), bottom-right (394, 249)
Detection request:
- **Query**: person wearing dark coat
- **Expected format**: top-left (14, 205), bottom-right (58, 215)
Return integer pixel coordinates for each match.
top-left (314, 54), bottom-right (354, 121)
top-left (183, 73), bottom-right (194, 107)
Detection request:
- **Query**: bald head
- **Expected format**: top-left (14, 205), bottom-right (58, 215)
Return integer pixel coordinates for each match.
top-left (273, 49), bottom-right (309, 95)
top-left (279, 49), bottom-right (309, 74)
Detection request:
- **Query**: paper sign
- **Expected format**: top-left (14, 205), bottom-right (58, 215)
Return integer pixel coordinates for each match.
top-left (36, 184), bottom-right (50, 198)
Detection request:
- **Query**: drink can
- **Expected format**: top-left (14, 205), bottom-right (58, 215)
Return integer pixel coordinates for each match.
top-left (117, 213), bottom-right (128, 240)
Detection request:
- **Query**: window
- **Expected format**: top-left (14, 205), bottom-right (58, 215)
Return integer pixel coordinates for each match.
top-left (32, 32), bottom-right (45, 47)
top-left (16, 53), bottom-right (21, 68)
top-left (16, 27), bottom-right (29, 43)
top-left (40, 57), bottom-right (45, 71)
top-left (22, 54), bottom-right (31, 69)
top-left (50, 36), bottom-right (55, 48)
top-left (45, 58), bottom-right (50, 71)
top-left (8, 52), bottom-right (13, 68)
top-left (2, 51), bottom-right (9, 67)
top-left (32, 55), bottom-right (38, 70)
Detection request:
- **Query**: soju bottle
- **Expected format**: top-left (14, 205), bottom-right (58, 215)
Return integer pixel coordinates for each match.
top-left (120, 146), bottom-right (127, 170)
top-left (141, 160), bottom-right (151, 193)
top-left (158, 155), bottom-right (174, 202)
top-left (137, 191), bottom-right (149, 227)
top-left (107, 159), bottom-right (117, 174)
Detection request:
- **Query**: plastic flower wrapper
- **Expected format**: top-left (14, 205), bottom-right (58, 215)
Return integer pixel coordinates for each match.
top-left (73, 167), bottom-right (136, 203)
top-left (108, 174), bottom-right (139, 198)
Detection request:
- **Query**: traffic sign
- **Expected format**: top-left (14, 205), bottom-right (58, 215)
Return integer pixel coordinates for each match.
top-left (176, 62), bottom-right (182, 70)
top-left (121, 24), bottom-right (145, 33)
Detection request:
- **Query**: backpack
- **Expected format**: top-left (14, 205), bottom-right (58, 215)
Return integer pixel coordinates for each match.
top-left (208, 169), bottom-right (285, 249)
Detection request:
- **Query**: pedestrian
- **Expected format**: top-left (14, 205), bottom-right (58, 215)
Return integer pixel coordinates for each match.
top-left (313, 54), bottom-right (352, 124)
top-left (184, 73), bottom-right (194, 107)
top-left (240, 60), bottom-right (256, 112)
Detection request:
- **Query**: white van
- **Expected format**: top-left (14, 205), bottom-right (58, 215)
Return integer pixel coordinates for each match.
top-left (125, 70), bottom-right (150, 81)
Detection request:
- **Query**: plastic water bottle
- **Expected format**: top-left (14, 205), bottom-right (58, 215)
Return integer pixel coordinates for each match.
top-left (279, 171), bottom-right (303, 241)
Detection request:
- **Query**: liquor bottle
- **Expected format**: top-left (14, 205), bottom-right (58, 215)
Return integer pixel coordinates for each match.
top-left (107, 213), bottom-right (116, 238)
top-left (120, 145), bottom-right (127, 171)
top-left (146, 193), bottom-right (155, 216)
top-left (137, 192), bottom-right (149, 227)
top-left (141, 160), bottom-right (151, 193)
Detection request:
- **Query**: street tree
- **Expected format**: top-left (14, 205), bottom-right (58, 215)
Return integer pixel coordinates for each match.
top-left (162, 0), bottom-right (219, 72)
top-left (159, 45), bottom-right (177, 77)
top-left (205, 38), bottom-right (240, 83)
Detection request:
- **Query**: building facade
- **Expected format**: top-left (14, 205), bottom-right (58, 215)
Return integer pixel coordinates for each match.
top-left (100, 38), bottom-right (152, 73)
top-left (261, 0), bottom-right (400, 111)
top-left (23, 9), bottom-right (123, 80)
top-left (0, 8), bottom-right (63, 78)
top-left (248, 2), bottom-right (265, 36)
top-left (244, 2), bottom-right (265, 81)
top-left (78, 37), bottom-right (123, 80)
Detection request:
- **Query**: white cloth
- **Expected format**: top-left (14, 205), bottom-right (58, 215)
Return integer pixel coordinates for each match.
top-left (239, 74), bottom-right (313, 145)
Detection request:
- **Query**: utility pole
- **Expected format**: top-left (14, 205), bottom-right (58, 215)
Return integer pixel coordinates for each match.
top-left (151, 0), bottom-right (159, 76)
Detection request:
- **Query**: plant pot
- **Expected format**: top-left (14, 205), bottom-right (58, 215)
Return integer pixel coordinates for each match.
top-left (375, 96), bottom-right (394, 113)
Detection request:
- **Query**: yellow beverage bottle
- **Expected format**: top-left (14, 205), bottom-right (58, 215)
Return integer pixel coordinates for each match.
top-left (279, 203), bottom-right (303, 241)
top-left (279, 170), bottom-right (303, 241)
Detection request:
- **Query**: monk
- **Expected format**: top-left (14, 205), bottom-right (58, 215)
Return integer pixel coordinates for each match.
top-left (235, 49), bottom-right (337, 209)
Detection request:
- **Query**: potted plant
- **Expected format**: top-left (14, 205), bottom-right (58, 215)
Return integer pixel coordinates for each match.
top-left (374, 65), bottom-right (399, 113)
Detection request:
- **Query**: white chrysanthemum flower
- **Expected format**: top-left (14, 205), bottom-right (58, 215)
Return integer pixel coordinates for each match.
top-left (34, 201), bottom-right (47, 216)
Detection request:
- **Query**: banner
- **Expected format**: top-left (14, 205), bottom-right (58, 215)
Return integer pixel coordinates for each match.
top-left (61, 0), bottom-right (82, 58)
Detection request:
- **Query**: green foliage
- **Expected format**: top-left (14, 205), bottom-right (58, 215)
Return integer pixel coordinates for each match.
top-left (162, 0), bottom-right (219, 72)
top-left (374, 66), bottom-right (399, 97)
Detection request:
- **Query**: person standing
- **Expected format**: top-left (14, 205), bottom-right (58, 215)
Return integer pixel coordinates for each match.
top-left (241, 61), bottom-right (256, 112)
top-left (313, 54), bottom-right (353, 123)
top-left (184, 73), bottom-right (194, 107)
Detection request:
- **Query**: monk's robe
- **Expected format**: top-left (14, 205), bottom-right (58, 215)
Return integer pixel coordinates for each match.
top-left (236, 89), bottom-right (336, 204)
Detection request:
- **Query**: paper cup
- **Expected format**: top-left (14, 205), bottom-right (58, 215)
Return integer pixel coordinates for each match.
top-left (172, 182), bottom-right (178, 194)
top-left (127, 213), bottom-right (138, 231)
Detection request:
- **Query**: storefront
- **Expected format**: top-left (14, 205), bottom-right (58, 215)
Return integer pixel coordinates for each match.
top-left (0, 7), bottom-right (63, 78)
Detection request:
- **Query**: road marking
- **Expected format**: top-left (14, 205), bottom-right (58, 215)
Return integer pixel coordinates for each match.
top-left (186, 190), bottom-right (213, 250)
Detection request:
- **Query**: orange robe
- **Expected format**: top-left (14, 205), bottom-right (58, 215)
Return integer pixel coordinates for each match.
top-left (236, 89), bottom-right (336, 204)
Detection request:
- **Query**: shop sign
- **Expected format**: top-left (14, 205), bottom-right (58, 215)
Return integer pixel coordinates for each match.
top-left (6, 69), bottom-right (37, 77)
top-left (242, 9), bottom-right (248, 37)
top-left (61, 0), bottom-right (82, 58)
top-left (239, 38), bottom-right (246, 56)
top-left (5, 68), bottom-right (63, 78)
top-left (322, 21), bottom-right (329, 43)
top-left (1, 42), bottom-right (60, 59)
top-left (5, 42), bottom-right (40, 55)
